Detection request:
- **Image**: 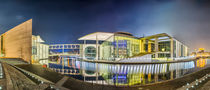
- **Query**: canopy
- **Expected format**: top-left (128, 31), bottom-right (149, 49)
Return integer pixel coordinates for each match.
top-left (142, 33), bottom-right (172, 40)
top-left (78, 32), bottom-right (114, 41)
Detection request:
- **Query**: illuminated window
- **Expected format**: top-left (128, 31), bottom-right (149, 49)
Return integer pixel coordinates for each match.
top-left (85, 46), bottom-right (96, 60)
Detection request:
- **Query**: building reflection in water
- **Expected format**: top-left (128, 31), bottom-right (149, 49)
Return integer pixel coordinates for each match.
top-left (49, 58), bottom-right (210, 86)
top-left (196, 58), bottom-right (207, 68)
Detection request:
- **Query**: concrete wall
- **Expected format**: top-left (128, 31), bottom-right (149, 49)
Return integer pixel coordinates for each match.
top-left (0, 19), bottom-right (32, 63)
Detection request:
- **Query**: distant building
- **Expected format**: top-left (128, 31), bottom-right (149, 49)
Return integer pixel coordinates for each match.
top-left (0, 19), bottom-right (190, 64)
top-left (0, 19), bottom-right (49, 64)
top-left (78, 32), bottom-right (189, 61)
top-left (32, 35), bottom-right (49, 65)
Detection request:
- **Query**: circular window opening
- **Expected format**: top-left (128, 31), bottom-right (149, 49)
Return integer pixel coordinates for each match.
top-left (85, 46), bottom-right (96, 60)
top-left (85, 70), bottom-right (95, 75)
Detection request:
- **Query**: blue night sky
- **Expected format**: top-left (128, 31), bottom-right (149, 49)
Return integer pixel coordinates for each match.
top-left (0, 0), bottom-right (210, 51)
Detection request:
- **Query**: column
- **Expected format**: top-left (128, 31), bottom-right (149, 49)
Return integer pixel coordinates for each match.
top-left (83, 40), bottom-right (86, 59)
top-left (96, 35), bottom-right (98, 60)
top-left (154, 74), bottom-right (158, 82)
top-left (170, 71), bottom-right (173, 80)
top-left (140, 39), bottom-right (145, 53)
top-left (170, 38), bottom-right (174, 60)
top-left (148, 42), bottom-right (151, 53)
top-left (96, 35), bottom-right (99, 83)
top-left (155, 37), bottom-right (158, 58)
top-left (62, 57), bottom-right (64, 74)
top-left (96, 63), bottom-right (98, 83)
top-left (176, 40), bottom-right (179, 58)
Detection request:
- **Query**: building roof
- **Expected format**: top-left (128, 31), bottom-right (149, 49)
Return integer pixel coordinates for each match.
top-left (32, 35), bottom-right (45, 43)
top-left (141, 33), bottom-right (172, 40)
top-left (78, 32), bottom-right (114, 41)
top-left (114, 32), bottom-right (138, 39)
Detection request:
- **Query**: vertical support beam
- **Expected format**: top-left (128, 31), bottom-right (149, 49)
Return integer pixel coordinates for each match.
top-left (176, 69), bottom-right (180, 78)
top-left (178, 42), bottom-right (181, 57)
top-left (63, 44), bottom-right (64, 54)
top-left (155, 74), bottom-right (158, 82)
top-left (170, 38), bottom-right (174, 60)
top-left (95, 35), bottom-right (99, 83)
top-left (116, 37), bottom-right (119, 58)
top-left (176, 40), bottom-right (179, 58)
top-left (96, 35), bottom-right (98, 60)
top-left (142, 39), bottom-right (145, 52)
top-left (113, 34), bottom-right (115, 61)
top-left (148, 73), bottom-right (151, 82)
top-left (140, 39), bottom-right (144, 53)
top-left (83, 40), bottom-right (86, 59)
top-left (96, 63), bottom-right (98, 84)
top-left (170, 71), bottom-right (173, 80)
top-left (62, 57), bottom-right (64, 74)
top-left (155, 37), bottom-right (158, 58)
top-left (148, 42), bottom-right (151, 53)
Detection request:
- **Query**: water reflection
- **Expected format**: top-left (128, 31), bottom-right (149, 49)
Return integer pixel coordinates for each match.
top-left (197, 58), bottom-right (207, 68)
top-left (48, 58), bottom-right (210, 86)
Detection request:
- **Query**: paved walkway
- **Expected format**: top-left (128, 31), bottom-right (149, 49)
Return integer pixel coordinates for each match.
top-left (0, 63), bottom-right (6, 90)
top-left (200, 80), bottom-right (210, 90)
top-left (2, 62), bottom-right (49, 90)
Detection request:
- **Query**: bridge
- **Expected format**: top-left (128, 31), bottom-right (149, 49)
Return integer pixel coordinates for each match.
top-left (0, 57), bottom-right (210, 90)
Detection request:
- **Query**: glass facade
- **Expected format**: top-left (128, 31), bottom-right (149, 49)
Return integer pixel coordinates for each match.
top-left (85, 46), bottom-right (96, 60)
top-left (158, 41), bottom-right (170, 52)
top-left (79, 32), bottom-right (190, 61)
top-left (114, 36), bottom-right (140, 58)
top-left (49, 44), bottom-right (80, 55)
top-left (49, 44), bottom-right (81, 63)
top-left (100, 35), bottom-right (140, 61)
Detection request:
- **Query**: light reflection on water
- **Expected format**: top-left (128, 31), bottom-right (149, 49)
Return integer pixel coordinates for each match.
top-left (49, 58), bottom-right (210, 86)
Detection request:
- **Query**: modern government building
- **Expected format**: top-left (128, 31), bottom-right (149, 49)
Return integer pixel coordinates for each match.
top-left (0, 19), bottom-right (189, 65)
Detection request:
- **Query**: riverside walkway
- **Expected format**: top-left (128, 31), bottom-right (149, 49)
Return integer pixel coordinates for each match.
top-left (0, 58), bottom-right (68, 90)
top-left (0, 61), bottom-right (48, 90)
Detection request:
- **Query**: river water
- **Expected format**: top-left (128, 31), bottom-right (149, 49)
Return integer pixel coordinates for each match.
top-left (47, 58), bottom-right (210, 86)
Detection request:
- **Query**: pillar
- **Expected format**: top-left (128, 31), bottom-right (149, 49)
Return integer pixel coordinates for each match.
top-left (154, 74), bottom-right (158, 82)
top-left (96, 63), bottom-right (98, 83)
top-left (96, 35), bottom-right (99, 60)
top-left (83, 40), bottom-right (86, 59)
top-left (170, 71), bottom-right (173, 80)
top-left (176, 40), bottom-right (179, 58)
top-left (170, 38), bottom-right (174, 60)
top-left (148, 42), bottom-right (151, 53)
top-left (96, 35), bottom-right (99, 83)
top-left (155, 37), bottom-right (158, 58)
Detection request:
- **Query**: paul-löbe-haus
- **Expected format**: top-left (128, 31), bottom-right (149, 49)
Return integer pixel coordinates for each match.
top-left (0, 19), bottom-right (189, 65)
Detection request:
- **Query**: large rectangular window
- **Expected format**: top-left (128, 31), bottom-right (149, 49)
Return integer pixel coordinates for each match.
top-left (158, 41), bottom-right (170, 52)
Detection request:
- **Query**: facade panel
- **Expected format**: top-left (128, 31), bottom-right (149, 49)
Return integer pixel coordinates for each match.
top-left (1, 19), bottom-right (32, 63)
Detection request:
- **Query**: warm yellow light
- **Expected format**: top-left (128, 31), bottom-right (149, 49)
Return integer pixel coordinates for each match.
top-left (199, 48), bottom-right (205, 51)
